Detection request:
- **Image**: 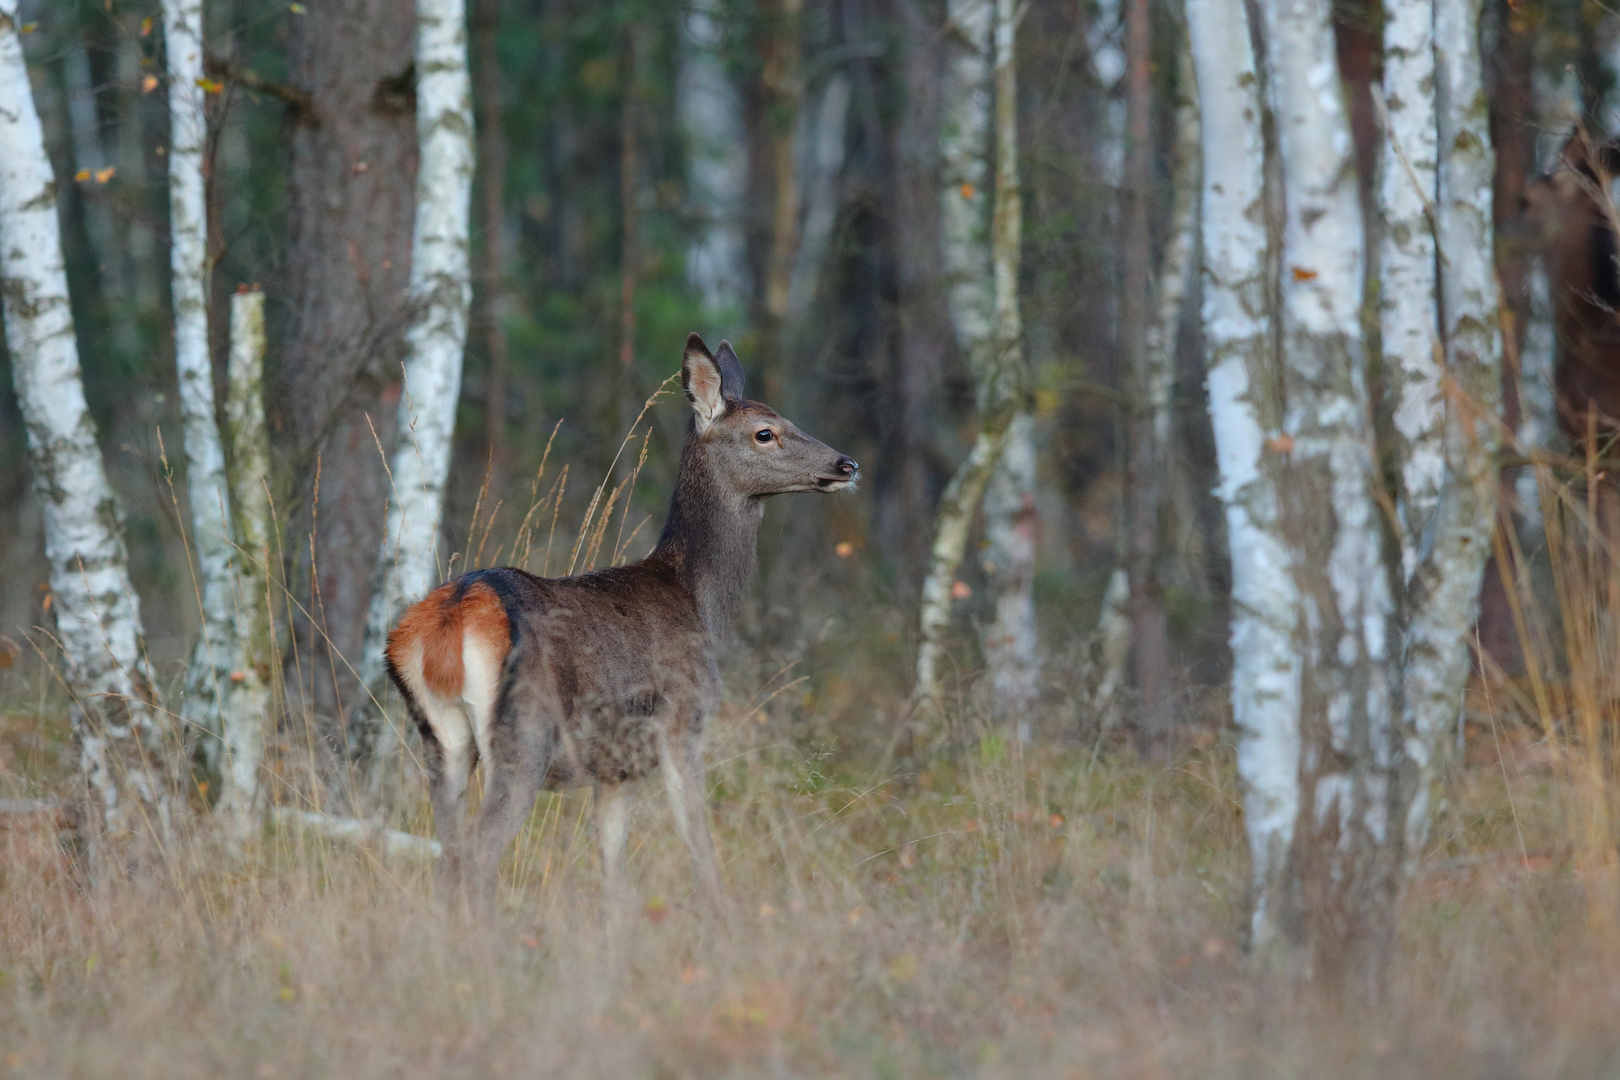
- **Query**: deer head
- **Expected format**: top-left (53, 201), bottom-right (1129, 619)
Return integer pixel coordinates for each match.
top-left (681, 334), bottom-right (858, 497)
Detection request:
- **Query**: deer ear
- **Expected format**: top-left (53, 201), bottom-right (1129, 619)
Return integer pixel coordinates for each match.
top-left (714, 340), bottom-right (747, 402)
top-left (682, 333), bottom-right (726, 433)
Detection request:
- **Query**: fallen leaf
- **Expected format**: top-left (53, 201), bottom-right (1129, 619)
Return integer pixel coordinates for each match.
top-left (74, 169), bottom-right (91, 182)
top-left (141, 74), bottom-right (159, 94)
top-left (140, 16), bottom-right (152, 35)
top-left (94, 167), bottom-right (116, 184)
top-left (1290, 266), bottom-right (1318, 281)
top-left (20, 22), bottom-right (36, 33)
top-left (196, 77), bottom-right (224, 94)
top-left (960, 182), bottom-right (976, 200)
top-left (834, 541), bottom-right (854, 558)
top-left (289, 2), bottom-right (307, 11)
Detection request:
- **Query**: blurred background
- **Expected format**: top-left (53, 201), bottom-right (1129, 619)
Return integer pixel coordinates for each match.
top-left (0, 0), bottom-right (1613, 755)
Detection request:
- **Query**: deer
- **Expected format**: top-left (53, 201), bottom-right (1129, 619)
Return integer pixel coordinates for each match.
top-left (384, 334), bottom-right (858, 914)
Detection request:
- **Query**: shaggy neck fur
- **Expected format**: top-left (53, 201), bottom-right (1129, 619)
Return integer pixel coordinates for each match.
top-left (649, 434), bottom-right (762, 639)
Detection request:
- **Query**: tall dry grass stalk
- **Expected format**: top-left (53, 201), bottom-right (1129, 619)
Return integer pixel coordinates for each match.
top-left (8, 390), bottom-right (1620, 1074)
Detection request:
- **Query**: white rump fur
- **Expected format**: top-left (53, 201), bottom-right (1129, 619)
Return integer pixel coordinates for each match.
top-left (392, 635), bottom-right (504, 776)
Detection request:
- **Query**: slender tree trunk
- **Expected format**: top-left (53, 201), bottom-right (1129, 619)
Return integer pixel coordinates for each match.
top-left (1189, 0), bottom-right (1300, 951)
top-left (63, 40), bottom-right (139, 360)
top-left (1152, 46), bottom-right (1206, 600)
top-left (0, 1), bottom-right (177, 848)
top-left (1260, 0), bottom-right (1402, 988)
top-left (1377, 0), bottom-right (1442, 578)
top-left (1402, 0), bottom-right (1502, 855)
top-left (1122, 0), bottom-right (1170, 743)
top-left (472, 0), bottom-right (510, 463)
top-left (617, 25), bottom-right (641, 458)
top-left (116, 31), bottom-right (159, 319)
top-left (219, 289), bottom-right (272, 826)
top-left (1515, 256), bottom-right (1556, 529)
top-left (163, 0), bottom-right (238, 764)
top-left (679, 0), bottom-right (750, 316)
top-left (280, 0), bottom-right (416, 752)
top-left (786, 73), bottom-right (852, 321)
top-left (980, 0), bottom-right (1038, 729)
top-left (889, 0), bottom-right (951, 594)
top-left (354, 0), bottom-right (476, 782)
top-left (914, 0), bottom-right (1001, 710)
top-left (759, 0), bottom-right (804, 400)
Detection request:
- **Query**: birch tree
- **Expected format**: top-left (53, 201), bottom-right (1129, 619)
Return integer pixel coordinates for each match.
top-left (914, 0), bottom-right (1033, 714)
top-left (1377, 0), bottom-right (1441, 578)
top-left (218, 290), bottom-right (273, 824)
top-left (1121, 0), bottom-right (1170, 738)
top-left (979, 0), bottom-right (1038, 728)
top-left (1400, 0), bottom-right (1501, 854)
top-left (163, 0), bottom-right (240, 764)
top-left (680, 0), bottom-right (750, 315)
top-left (353, 0), bottom-right (475, 776)
top-left (1187, 0), bottom-right (1301, 952)
top-left (0, 2), bottom-right (177, 843)
top-left (1260, 0), bottom-right (1403, 984)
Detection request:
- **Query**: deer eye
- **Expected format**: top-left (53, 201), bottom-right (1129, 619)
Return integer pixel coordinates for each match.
top-left (754, 428), bottom-right (774, 444)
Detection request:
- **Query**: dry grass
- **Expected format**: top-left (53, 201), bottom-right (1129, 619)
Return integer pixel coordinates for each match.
top-left (6, 435), bottom-right (1620, 1078)
top-left (2, 685), bottom-right (1617, 1079)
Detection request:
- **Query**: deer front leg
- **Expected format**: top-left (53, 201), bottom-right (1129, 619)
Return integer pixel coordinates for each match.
top-left (658, 732), bottom-right (725, 907)
top-left (595, 780), bottom-right (636, 904)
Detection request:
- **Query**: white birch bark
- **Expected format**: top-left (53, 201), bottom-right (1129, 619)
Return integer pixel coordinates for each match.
top-left (1087, 0), bottom-right (1127, 185)
top-left (680, 0), bottom-right (750, 315)
top-left (1188, 0), bottom-right (1301, 948)
top-left (0, 1), bottom-right (174, 840)
top-left (980, 0), bottom-right (1038, 728)
top-left (786, 73), bottom-right (851, 321)
top-left (1261, 0), bottom-right (1401, 978)
top-left (218, 290), bottom-right (272, 825)
top-left (914, 0), bottom-right (998, 709)
top-left (1513, 256), bottom-right (1555, 529)
top-left (1402, 0), bottom-right (1501, 855)
top-left (355, 0), bottom-right (475, 773)
top-left (163, 0), bottom-right (238, 757)
top-left (1375, 0), bottom-right (1442, 578)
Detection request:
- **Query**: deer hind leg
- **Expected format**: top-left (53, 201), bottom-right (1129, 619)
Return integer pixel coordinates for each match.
top-left (658, 731), bottom-right (724, 906)
top-left (595, 781), bottom-right (636, 904)
top-left (396, 682), bottom-right (475, 910)
top-left (470, 670), bottom-right (556, 919)
top-left (420, 725), bottom-right (475, 911)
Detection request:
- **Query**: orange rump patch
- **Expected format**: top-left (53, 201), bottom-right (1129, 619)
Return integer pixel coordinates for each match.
top-left (386, 580), bottom-right (510, 698)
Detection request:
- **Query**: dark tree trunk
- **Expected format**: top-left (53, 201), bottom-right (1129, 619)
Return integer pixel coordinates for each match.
top-left (1121, 0), bottom-right (1170, 745)
top-left (885, 0), bottom-right (951, 595)
top-left (1476, 0), bottom-right (1536, 676)
top-left (277, 0), bottom-right (417, 750)
top-left (473, 0), bottom-right (511, 474)
top-left (617, 23), bottom-right (641, 471)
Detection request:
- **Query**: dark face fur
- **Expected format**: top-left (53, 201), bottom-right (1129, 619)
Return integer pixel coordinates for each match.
top-left (681, 334), bottom-right (858, 498)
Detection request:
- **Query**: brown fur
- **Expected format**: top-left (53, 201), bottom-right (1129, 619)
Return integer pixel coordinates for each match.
top-left (386, 334), bottom-right (858, 915)
top-left (386, 580), bottom-right (511, 699)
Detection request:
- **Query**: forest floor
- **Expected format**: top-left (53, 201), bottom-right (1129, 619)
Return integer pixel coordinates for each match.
top-left (0, 680), bottom-right (1615, 1079)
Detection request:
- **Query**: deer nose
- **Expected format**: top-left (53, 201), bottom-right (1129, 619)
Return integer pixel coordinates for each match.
top-left (836, 457), bottom-right (858, 476)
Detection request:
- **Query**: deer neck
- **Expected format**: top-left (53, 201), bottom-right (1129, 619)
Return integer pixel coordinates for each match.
top-left (649, 440), bottom-right (762, 639)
